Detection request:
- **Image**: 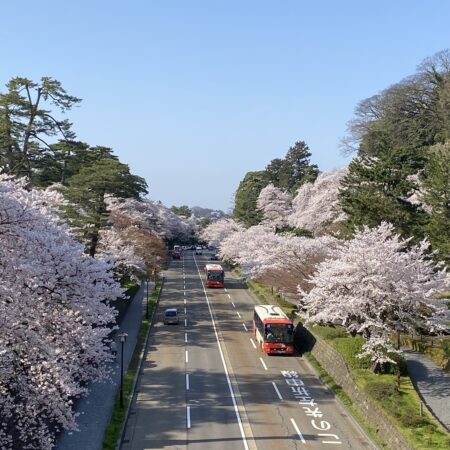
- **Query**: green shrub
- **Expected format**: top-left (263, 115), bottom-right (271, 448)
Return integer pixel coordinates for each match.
top-left (381, 353), bottom-right (408, 376)
top-left (397, 408), bottom-right (430, 428)
top-left (442, 340), bottom-right (450, 358)
top-left (365, 380), bottom-right (399, 401)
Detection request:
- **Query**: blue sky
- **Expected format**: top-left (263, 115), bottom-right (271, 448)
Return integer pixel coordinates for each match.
top-left (1, 1), bottom-right (449, 211)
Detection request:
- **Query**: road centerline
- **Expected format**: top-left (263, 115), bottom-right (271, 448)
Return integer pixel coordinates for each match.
top-left (193, 256), bottom-right (250, 450)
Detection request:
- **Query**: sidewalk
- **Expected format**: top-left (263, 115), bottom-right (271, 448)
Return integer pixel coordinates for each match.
top-left (56, 280), bottom-right (153, 450)
top-left (404, 349), bottom-right (450, 431)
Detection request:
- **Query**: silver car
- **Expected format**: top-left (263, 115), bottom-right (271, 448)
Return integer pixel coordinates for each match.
top-left (164, 308), bottom-right (179, 325)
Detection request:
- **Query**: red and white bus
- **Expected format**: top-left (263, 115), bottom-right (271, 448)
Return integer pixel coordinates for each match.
top-left (253, 305), bottom-right (295, 355)
top-left (204, 264), bottom-right (224, 288)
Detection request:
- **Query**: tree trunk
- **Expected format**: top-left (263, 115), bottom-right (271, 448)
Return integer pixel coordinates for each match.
top-left (89, 231), bottom-right (99, 257)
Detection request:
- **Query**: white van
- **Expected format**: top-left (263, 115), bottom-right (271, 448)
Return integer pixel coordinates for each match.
top-left (164, 308), bottom-right (179, 325)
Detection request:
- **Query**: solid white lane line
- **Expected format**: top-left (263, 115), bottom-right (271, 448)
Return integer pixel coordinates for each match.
top-left (250, 338), bottom-right (257, 349)
top-left (243, 323), bottom-right (248, 332)
top-left (187, 406), bottom-right (191, 429)
top-left (231, 302), bottom-right (236, 308)
top-left (186, 373), bottom-right (190, 390)
top-left (185, 332), bottom-right (187, 343)
top-left (290, 418), bottom-right (306, 443)
top-left (259, 357), bottom-right (268, 371)
top-left (185, 319), bottom-right (187, 327)
top-left (185, 351), bottom-right (189, 363)
top-left (272, 382), bottom-right (283, 400)
top-left (237, 311), bottom-right (241, 318)
top-left (227, 294), bottom-right (231, 299)
top-left (193, 259), bottom-right (249, 450)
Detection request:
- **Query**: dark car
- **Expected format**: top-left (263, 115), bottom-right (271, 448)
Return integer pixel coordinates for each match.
top-left (172, 251), bottom-right (181, 260)
top-left (210, 254), bottom-right (220, 261)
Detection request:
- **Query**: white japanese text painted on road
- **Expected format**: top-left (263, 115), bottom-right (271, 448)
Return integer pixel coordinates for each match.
top-left (281, 370), bottom-right (342, 445)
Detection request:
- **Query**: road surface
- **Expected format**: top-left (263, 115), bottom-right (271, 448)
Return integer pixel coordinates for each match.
top-left (121, 250), bottom-right (376, 450)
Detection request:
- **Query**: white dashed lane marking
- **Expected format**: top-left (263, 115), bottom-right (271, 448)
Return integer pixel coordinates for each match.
top-left (272, 382), bottom-right (283, 400)
top-left (259, 357), bottom-right (268, 371)
top-left (290, 418), bottom-right (306, 444)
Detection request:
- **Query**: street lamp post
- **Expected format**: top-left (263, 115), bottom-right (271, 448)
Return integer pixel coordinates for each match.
top-left (146, 277), bottom-right (149, 320)
top-left (395, 322), bottom-right (403, 389)
top-left (118, 332), bottom-right (128, 408)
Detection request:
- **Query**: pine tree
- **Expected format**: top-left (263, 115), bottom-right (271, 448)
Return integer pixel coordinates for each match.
top-left (0, 77), bottom-right (80, 179)
top-left (421, 143), bottom-right (450, 264)
top-left (338, 147), bottom-right (428, 239)
top-left (63, 158), bottom-right (148, 256)
top-left (277, 141), bottom-right (318, 192)
top-left (233, 171), bottom-right (269, 227)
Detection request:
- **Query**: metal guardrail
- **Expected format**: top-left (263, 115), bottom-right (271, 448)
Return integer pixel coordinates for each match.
top-left (116, 276), bottom-right (165, 450)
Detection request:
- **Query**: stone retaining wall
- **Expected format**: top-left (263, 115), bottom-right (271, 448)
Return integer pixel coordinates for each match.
top-left (295, 326), bottom-right (413, 450)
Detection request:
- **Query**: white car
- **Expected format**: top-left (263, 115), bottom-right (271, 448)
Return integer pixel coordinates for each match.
top-left (195, 246), bottom-right (203, 255)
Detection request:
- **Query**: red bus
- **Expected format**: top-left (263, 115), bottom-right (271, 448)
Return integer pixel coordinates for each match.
top-left (204, 264), bottom-right (224, 288)
top-left (253, 305), bottom-right (294, 355)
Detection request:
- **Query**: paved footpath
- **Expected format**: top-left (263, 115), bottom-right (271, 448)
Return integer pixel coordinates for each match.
top-left (56, 281), bottom-right (153, 450)
top-left (404, 349), bottom-right (450, 431)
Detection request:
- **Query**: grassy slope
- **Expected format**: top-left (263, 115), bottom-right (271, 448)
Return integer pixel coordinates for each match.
top-left (311, 324), bottom-right (450, 450)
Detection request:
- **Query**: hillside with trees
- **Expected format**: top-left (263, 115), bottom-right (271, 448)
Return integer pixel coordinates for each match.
top-left (205, 49), bottom-right (450, 373)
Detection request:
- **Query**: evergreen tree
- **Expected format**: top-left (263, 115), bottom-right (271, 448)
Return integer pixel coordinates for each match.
top-left (34, 141), bottom-right (117, 187)
top-left (421, 143), bottom-right (450, 264)
top-left (63, 158), bottom-right (148, 256)
top-left (0, 77), bottom-right (80, 179)
top-left (265, 158), bottom-right (283, 185)
top-left (338, 147), bottom-right (428, 239)
top-left (233, 171), bottom-right (269, 227)
top-left (171, 205), bottom-right (192, 217)
top-left (277, 141), bottom-right (318, 192)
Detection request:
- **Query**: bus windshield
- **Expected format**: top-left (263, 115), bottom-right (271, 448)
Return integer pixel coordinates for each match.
top-left (264, 323), bottom-right (294, 344)
top-left (207, 271), bottom-right (224, 281)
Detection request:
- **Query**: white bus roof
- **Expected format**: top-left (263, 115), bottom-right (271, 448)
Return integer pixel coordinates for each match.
top-left (254, 305), bottom-right (289, 321)
top-left (205, 264), bottom-right (223, 271)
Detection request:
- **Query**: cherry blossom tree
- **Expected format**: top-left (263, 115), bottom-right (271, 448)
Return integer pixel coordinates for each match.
top-left (0, 175), bottom-right (122, 450)
top-left (288, 168), bottom-right (348, 235)
top-left (219, 224), bottom-right (339, 294)
top-left (257, 183), bottom-right (292, 231)
top-left (97, 197), bottom-right (194, 279)
top-left (301, 222), bottom-right (449, 369)
top-left (200, 218), bottom-right (244, 248)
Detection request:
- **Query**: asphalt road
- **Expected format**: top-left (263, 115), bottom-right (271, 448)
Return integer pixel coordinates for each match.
top-left (121, 251), bottom-right (376, 450)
